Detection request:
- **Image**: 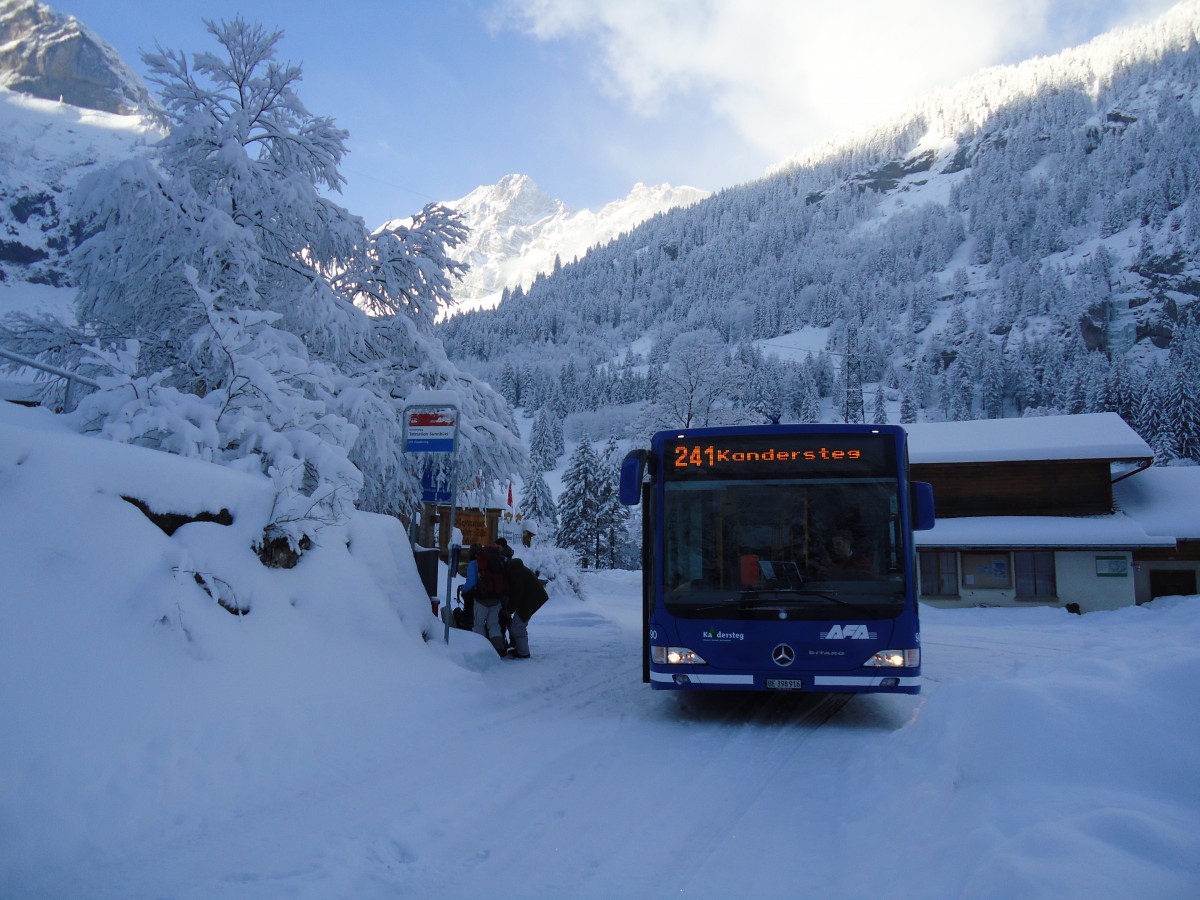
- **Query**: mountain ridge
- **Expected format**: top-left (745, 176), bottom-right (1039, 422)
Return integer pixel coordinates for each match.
top-left (0, 0), bottom-right (158, 291)
top-left (0, 0), bottom-right (1196, 462)
top-left (385, 173), bottom-right (708, 316)
top-left (436, 0), bottom-right (1200, 461)
top-left (0, 87), bottom-right (154, 290)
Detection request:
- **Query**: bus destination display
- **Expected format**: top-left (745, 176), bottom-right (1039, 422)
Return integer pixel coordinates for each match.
top-left (664, 434), bottom-right (892, 478)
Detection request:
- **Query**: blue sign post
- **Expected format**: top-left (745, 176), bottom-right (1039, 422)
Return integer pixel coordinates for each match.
top-left (420, 465), bottom-right (454, 504)
top-left (403, 400), bottom-right (460, 643)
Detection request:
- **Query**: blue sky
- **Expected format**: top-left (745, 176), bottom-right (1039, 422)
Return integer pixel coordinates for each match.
top-left (58, 0), bottom-right (1181, 227)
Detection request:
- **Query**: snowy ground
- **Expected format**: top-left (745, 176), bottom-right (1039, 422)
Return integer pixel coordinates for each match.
top-left (1, 401), bottom-right (1199, 899)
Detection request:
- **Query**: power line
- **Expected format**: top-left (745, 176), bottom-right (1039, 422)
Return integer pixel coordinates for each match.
top-left (758, 339), bottom-right (846, 359)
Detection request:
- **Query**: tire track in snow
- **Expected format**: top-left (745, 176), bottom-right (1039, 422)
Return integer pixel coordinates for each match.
top-left (664, 691), bottom-right (855, 894)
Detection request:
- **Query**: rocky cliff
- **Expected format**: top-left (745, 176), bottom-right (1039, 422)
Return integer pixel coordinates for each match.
top-left (0, 0), bottom-right (157, 116)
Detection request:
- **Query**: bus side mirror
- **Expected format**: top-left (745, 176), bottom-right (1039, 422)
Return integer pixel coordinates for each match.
top-left (620, 450), bottom-right (649, 506)
top-left (912, 482), bottom-right (935, 531)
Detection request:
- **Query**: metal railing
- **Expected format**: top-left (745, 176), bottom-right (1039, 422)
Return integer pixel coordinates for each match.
top-left (0, 347), bottom-right (100, 412)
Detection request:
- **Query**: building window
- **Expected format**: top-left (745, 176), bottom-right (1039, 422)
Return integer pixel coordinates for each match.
top-left (1015, 550), bottom-right (1056, 599)
top-left (919, 551), bottom-right (959, 597)
top-left (960, 552), bottom-right (1012, 589)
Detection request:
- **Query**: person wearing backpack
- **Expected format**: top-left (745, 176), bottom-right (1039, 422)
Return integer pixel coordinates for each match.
top-left (494, 538), bottom-right (516, 646)
top-left (466, 544), bottom-right (509, 656)
top-left (455, 544), bottom-right (481, 631)
top-left (505, 557), bottom-right (549, 659)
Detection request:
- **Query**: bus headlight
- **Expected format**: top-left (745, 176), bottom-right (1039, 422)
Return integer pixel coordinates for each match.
top-left (651, 646), bottom-right (707, 665)
top-left (863, 648), bottom-right (919, 667)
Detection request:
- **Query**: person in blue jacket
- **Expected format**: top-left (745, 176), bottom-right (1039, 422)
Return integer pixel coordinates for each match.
top-left (462, 543), bottom-right (507, 655)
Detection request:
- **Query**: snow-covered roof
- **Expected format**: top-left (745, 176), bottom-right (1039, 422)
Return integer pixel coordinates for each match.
top-left (905, 413), bottom-right (1152, 464)
top-left (1114, 465), bottom-right (1200, 540)
top-left (915, 513), bottom-right (1176, 549)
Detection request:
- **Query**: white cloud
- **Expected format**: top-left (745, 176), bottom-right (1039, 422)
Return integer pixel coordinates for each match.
top-left (502, 0), bottom-right (1180, 160)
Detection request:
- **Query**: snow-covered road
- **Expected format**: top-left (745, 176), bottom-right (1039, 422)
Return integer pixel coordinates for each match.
top-left (3, 562), bottom-right (1198, 899)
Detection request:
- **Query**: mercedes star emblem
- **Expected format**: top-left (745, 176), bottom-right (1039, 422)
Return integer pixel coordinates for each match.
top-left (772, 643), bottom-right (796, 667)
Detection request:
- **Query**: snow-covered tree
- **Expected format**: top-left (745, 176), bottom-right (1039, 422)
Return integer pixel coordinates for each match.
top-left (787, 364), bottom-right (821, 423)
top-left (9, 19), bottom-right (524, 553)
top-left (529, 406), bottom-right (564, 472)
top-left (500, 363), bottom-right (521, 408)
top-left (1165, 320), bottom-right (1200, 462)
top-left (595, 436), bottom-right (632, 569)
top-left (646, 329), bottom-right (749, 429)
top-left (519, 469), bottom-right (558, 532)
top-left (871, 384), bottom-right (889, 425)
top-left (556, 437), bottom-right (602, 567)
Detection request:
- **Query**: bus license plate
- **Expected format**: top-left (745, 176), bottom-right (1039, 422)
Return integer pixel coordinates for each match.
top-left (766, 678), bottom-right (804, 690)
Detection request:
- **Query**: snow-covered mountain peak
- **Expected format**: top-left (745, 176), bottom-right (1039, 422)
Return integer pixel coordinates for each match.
top-left (0, 0), bottom-right (159, 117)
top-left (420, 175), bottom-right (709, 316)
top-left (457, 174), bottom-right (567, 232)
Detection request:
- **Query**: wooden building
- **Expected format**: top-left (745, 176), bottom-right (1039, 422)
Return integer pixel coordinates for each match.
top-left (1113, 466), bottom-right (1200, 601)
top-left (411, 504), bottom-right (503, 557)
top-left (906, 413), bottom-right (1197, 612)
top-left (410, 505), bottom-right (532, 558)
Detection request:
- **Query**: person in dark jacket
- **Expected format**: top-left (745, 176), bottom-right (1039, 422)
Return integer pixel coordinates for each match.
top-left (456, 544), bottom-right (482, 630)
top-left (505, 557), bottom-right (549, 658)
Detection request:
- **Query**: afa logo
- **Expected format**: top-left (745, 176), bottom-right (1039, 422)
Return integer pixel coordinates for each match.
top-left (820, 624), bottom-right (878, 640)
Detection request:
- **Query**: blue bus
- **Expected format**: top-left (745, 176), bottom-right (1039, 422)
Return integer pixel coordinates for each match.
top-left (620, 424), bottom-right (935, 693)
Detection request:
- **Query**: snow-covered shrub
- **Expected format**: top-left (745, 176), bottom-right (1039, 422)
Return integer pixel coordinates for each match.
top-left (513, 544), bottom-right (585, 602)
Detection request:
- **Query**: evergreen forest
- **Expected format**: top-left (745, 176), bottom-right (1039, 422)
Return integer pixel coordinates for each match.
top-left (439, 10), bottom-right (1200, 467)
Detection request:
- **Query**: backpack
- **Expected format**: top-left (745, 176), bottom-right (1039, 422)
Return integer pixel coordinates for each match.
top-left (474, 544), bottom-right (509, 601)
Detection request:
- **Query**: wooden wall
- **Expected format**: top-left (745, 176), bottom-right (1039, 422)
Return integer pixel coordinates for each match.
top-left (910, 460), bottom-right (1114, 517)
top-left (414, 505), bottom-right (500, 556)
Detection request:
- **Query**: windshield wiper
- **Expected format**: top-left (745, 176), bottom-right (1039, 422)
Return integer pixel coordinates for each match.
top-left (685, 588), bottom-right (877, 613)
top-left (686, 600), bottom-right (752, 613)
top-left (683, 593), bottom-right (798, 612)
top-left (737, 589), bottom-right (856, 608)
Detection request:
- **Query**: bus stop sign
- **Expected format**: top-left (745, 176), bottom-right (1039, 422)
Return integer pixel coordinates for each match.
top-left (405, 408), bottom-right (457, 453)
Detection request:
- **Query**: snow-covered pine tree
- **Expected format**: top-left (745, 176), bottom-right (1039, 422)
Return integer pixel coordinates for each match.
top-left (790, 365), bottom-right (821, 423)
top-left (842, 326), bottom-right (865, 424)
top-left (519, 470), bottom-right (558, 533)
top-left (17, 19), bottom-right (525, 553)
top-left (1135, 366), bottom-right (1166, 455)
top-left (871, 384), bottom-right (889, 425)
top-left (500, 363), bottom-right (521, 408)
top-left (1163, 360), bottom-right (1199, 463)
top-left (980, 347), bottom-right (1008, 419)
top-left (596, 435), bottom-right (631, 569)
top-left (556, 437), bottom-right (602, 567)
top-left (1151, 422), bottom-right (1181, 466)
top-left (1166, 320), bottom-right (1200, 462)
top-left (557, 361), bottom-right (579, 416)
top-left (529, 407), bottom-right (564, 472)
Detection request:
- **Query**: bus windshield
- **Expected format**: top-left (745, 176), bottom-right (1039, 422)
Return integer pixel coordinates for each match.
top-left (663, 477), bottom-right (904, 620)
